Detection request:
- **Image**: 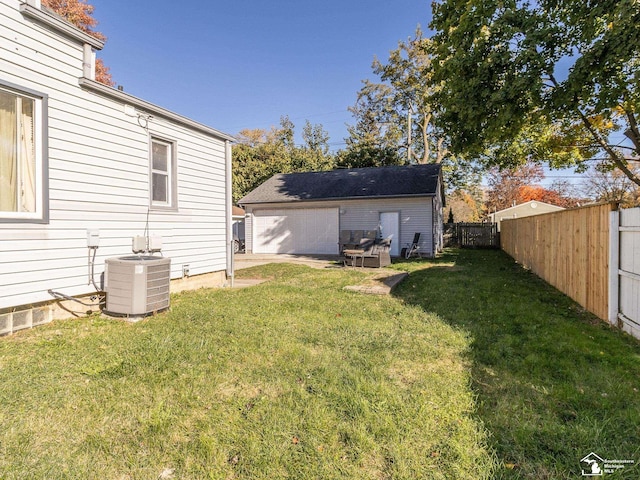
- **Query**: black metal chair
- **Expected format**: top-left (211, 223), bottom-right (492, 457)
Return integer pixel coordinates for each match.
top-left (404, 233), bottom-right (421, 259)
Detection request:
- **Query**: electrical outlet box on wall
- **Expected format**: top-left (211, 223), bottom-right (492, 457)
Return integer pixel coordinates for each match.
top-left (149, 235), bottom-right (163, 252)
top-left (132, 236), bottom-right (146, 253)
top-left (87, 230), bottom-right (100, 247)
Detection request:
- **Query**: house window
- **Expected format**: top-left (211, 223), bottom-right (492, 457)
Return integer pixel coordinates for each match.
top-left (150, 137), bottom-right (177, 209)
top-left (0, 82), bottom-right (47, 222)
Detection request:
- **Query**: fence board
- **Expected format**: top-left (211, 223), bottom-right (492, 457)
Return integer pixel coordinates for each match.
top-left (444, 223), bottom-right (498, 248)
top-left (501, 203), bottom-right (615, 321)
top-left (617, 207), bottom-right (640, 338)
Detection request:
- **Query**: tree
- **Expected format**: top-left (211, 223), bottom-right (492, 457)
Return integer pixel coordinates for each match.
top-left (296, 120), bottom-right (333, 171)
top-left (93, 59), bottom-right (114, 86)
top-left (344, 29), bottom-right (483, 191)
top-left (346, 30), bottom-right (447, 164)
top-left (446, 189), bottom-right (485, 222)
top-left (447, 207), bottom-right (454, 224)
top-left (335, 144), bottom-right (403, 169)
top-left (336, 86), bottom-right (403, 169)
top-left (232, 118), bottom-right (335, 203)
top-left (430, 0), bottom-right (640, 186)
top-left (486, 164), bottom-right (545, 212)
top-left (232, 129), bottom-right (291, 204)
top-left (42, 0), bottom-right (114, 86)
top-left (518, 185), bottom-right (578, 208)
top-left (485, 163), bottom-right (579, 212)
top-left (582, 162), bottom-right (640, 207)
top-left (339, 78), bottom-right (405, 169)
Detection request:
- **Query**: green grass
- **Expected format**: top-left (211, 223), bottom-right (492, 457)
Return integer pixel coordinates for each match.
top-left (2, 251), bottom-right (639, 479)
top-left (0, 263), bottom-right (494, 479)
top-left (392, 249), bottom-right (640, 479)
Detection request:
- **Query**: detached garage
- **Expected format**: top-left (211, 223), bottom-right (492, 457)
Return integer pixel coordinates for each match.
top-left (239, 164), bottom-right (445, 257)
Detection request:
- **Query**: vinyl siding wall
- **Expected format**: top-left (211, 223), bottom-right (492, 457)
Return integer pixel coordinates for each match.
top-left (0, 0), bottom-right (228, 310)
top-left (244, 197), bottom-right (437, 256)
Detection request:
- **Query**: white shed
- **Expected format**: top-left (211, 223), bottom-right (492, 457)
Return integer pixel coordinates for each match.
top-left (488, 200), bottom-right (565, 231)
top-left (0, 0), bottom-right (234, 333)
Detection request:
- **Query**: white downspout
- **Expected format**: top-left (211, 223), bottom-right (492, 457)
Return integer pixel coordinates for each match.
top-left (225, 140), bottom-right (234, 287)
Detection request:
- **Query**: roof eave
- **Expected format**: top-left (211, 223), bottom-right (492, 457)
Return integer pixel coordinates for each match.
top-left (78, 78), bottom-right (236, 142)
top-left (20, 3), bottom-right (105, 49)
top-left (240, 192), bottom-right (437, 206)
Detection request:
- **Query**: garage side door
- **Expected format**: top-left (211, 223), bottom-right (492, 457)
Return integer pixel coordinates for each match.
top-left (253, 208), bottom-right (339, 254)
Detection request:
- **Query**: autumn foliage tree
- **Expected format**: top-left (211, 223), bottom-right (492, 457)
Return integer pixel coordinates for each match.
top-left (446, 189), bottom-right (485, 222)
top-left (42, 0), bottom-right (114, 86)
top-left (485, 164), bottom-right (579, 212)
top-left (517, 185), bottom-right (577, 208)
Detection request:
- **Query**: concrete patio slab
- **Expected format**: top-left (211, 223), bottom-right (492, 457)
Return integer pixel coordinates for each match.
top-left (343, 272), bottom-right (408, 295)
top-left (234, 254), bottom-right (343, 270)
top-left (232, 254), bottom-right (408, 295)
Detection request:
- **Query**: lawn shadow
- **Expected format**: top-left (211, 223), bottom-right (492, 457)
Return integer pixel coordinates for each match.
top-left (392, 249), bottom-right (640, 480)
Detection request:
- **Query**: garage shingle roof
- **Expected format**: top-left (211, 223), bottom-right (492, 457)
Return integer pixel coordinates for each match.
top-left (239, 164), bottom-right (442, 205)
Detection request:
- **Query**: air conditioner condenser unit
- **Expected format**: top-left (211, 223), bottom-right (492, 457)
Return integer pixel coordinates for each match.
top-left (104, 256), bottom-right (171, 316)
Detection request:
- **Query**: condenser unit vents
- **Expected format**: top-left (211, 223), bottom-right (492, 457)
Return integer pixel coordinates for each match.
top-left (104, 256), bottom-right (171, 316)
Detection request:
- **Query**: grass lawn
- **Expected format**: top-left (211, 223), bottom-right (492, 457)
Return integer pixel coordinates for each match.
top-left (0, 262), bottom-right (493, 479)
top-left (393, 249), bottom-right (640, 479)
top-left (0, 249), bottom-right (638, 479)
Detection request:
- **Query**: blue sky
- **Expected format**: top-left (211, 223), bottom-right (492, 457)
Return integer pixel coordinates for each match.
top-left (90, 0), bottom-right (430, 150)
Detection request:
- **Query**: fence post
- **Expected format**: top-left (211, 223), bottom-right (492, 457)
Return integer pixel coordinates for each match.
top-left (608, 210), bottom-right (620, 325)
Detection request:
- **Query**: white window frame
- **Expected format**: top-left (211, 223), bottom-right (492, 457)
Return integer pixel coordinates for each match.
top-left (149, 136), bottom-right (177, 210)
top-left (0, 80), bottom-right (48, 223)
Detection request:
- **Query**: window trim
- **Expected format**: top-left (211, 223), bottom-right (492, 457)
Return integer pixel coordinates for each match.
top-left (0, 79), bottom-right (49, 224)
top-left (149, 135), bottom-right (178, 211)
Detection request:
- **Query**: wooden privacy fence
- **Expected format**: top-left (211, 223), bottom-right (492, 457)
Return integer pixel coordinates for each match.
top-left (444, 223), bottom-right (499, 248)
top-left (500, 203), bottom-right (614, 321)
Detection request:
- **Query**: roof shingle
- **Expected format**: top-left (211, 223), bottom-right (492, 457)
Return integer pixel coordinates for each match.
top-left (239, 164), bottom-right (442, 205)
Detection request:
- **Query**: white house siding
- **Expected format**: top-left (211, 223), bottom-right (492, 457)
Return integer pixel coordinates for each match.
top-left (0, 1), bottom-right (229, 311)
top-left (245, 197), bottom-right (436, 257)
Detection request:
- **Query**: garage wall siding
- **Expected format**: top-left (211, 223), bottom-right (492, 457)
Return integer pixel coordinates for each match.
top-left (245, 197), bottom-right (435, 256)
top-left (341, 198), bottom-right (434, 256)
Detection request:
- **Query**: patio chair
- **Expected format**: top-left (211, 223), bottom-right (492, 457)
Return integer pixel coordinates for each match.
top-left (363, 230), bottom-right (377, 241)
top-left (339, 230), bottom-right (352, 252)
top-left (404, 233), bottom-right (421, 259)
top-left (343, 237), bottom-right (374, 267)
top-left (362, 238), bottom-right (391, 267)
top-left (344, 237), bottom-right (390, 268)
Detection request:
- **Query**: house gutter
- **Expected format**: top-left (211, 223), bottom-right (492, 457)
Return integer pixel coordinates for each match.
top-left (225, 140), bottom-right (234, 287)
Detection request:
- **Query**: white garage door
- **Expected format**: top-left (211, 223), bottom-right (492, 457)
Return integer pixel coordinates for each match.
top-left (253, 208), bottom-right (339, 254)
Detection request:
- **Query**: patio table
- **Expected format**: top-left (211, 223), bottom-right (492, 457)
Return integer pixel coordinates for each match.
top-left (343, 248), bottom-right (366, 267)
